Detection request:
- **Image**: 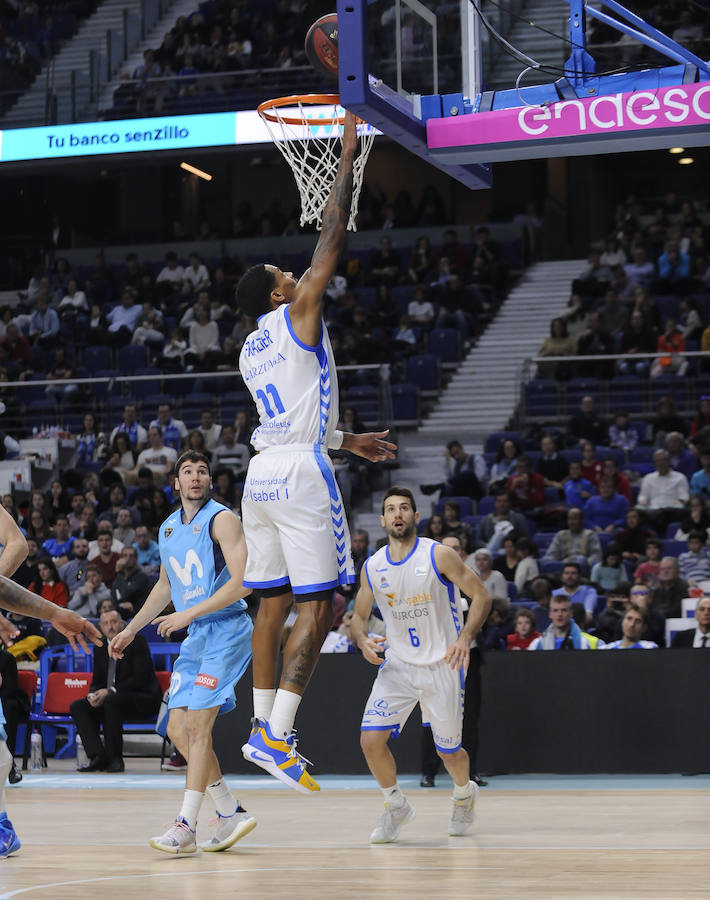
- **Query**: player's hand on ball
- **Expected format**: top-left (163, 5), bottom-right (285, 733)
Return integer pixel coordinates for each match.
top-left (360, 634), bottom-right (386, 665)
top-left (445, 638), bottom-right (470, 671)
top-left (153, 609), bottom-right (193, 638)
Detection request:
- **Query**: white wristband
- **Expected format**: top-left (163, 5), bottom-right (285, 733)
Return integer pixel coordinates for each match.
top-left (328, 429), bottom-right (344, 450)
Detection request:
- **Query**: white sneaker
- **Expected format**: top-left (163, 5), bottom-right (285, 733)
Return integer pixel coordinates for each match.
top-left (448, 783), bottom-right (479, 836)
top-left (149, 817), bottom-right (198, 854)
top-left (370, 798), bottom-right (416, 843)
top-left (199, 807), bottom-right (257, 852)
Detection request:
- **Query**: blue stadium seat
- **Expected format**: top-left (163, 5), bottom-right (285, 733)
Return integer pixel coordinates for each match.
top-left (427, 329), bottom-right (461, 364)
top-left (525, 379), bottom-right (559, 417)
top-left (435, 496), bottom-right (474, 518)
top-left (82, 346), bottom-right (111, 374)
top-left (609, 376), bottom-right (647, 415)
top-left (477, 496), bottom-right (495, 515)
top-left (507, 582), bottom-right (518, 602)
top-left (406, 354), bottom-right (440, 392)
top-left (661, 539), bottom-right (687, 557)
top-left (485, 431), bottom-right (521, 453)
top-left (596, 446), bottom-right (624, 466)
top-left (390, 384), bottom-right (420, 422)
top-left (131, 368), bottom-right (162, 399)
top-left (118, 344), bottom-right (148, 374)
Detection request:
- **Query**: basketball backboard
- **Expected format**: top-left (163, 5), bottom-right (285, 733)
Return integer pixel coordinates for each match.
top-left (338, 0), bottom-right (710, 189)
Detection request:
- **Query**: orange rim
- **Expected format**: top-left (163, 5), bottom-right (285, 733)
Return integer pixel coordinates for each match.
top-left (259, 94), bottom-right (358, 126)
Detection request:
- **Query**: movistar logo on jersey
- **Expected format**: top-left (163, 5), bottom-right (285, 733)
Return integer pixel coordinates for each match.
top-left (169, 549), bottom-right (203, 586)
top-left (243, 330), bottom-right (273, 357)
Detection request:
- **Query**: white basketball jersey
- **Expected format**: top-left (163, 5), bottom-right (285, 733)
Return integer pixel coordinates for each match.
top-left (364, 537), bottom-right (464, 666)
top-left (238, 304), bottom-right (339, 451)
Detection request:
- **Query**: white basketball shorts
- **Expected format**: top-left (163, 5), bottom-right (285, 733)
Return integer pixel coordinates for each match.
top-left (360, 651), bottom-right (465, 753)
top-left (242, 444), bottom-right (355, 595)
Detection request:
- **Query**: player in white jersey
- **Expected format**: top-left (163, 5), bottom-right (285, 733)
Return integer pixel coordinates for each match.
top-left (0, 505), bottom-right (102, 856)
top-left (351, 487), bottom-right (491, 842)
top-left (236, 112), bottom-right (396, 793)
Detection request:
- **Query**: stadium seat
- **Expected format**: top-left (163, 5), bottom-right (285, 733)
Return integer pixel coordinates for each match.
top-left (435, 496), bottom-right (474, 518)
top-left (485, 431), bottom-right (522, 453)
top-left (661, 539), bottom-right (687, 557)
top-left (390, 384), bottom-right (420, 423)
top-left (525, 379), bottom-right (559, 417)
top-left (427, 329), bottom-right (461, 365)
top-left (82, 346), bottom-right (111, 374)
top-left (477, 496), bottom-right (495, 515)
top-left (23, 671), bottom-right (91, 767)
top-left (665, 616), bottom-right (694, 647)
top-left (118, 344), bottom-right (148, 374)
top-left (407, 354), bottom-right (440, 392)
top-left (609, 377), bottom-right (647, 415)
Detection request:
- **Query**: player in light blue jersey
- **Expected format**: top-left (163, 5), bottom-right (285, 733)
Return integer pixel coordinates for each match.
top-left (600, 605), bottom-right (657, 649)
top-left (0, 505), bottom-right (102, 857)
top-left (109, 451), bottom-right (254, 855)
top-left (236, 112), bottom-right (396, 793)
top-left (351, 487), bottom-right (490, 842)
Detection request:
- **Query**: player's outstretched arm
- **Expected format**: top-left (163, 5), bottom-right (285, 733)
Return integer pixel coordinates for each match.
top-left (289, 111), bottom-right (357, 346)
top-left (0, 505), bottom-right (28, 579)
top-left (351, 569), bottom-right (386, 664)
top-left (341, 430), bottom-right (397, 463)
top-left (109, 566), bottom-right (173, 658)
top-left (0, 574), bottom-right (102, 651)
top-left (153, 511), bottom-right (251, 638)
top-left (434, 544), bottom-right (491, 670)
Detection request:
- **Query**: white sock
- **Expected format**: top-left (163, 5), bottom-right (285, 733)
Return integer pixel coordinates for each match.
top-left (0, 741), bottom-right (11, 811)
top-left (207, 777), bottom-right (238, 817)
top-left (253, 688), bottom-right (276, 722)
top-left (178, 789), bottom-right (204, 829)
top-left (269, 689), bottom-right (302, 739)
top-left (382, 784), bottom-right (405, 807)
top-left (453, 780), bottom-right (474, 800)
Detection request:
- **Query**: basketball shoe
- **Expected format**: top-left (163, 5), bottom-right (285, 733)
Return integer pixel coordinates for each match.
top-left (448, 782), bottom-right (479, 836)
top-left (369, 798), bottom-right (416, 843)
top-left (0, 812), bottom-right (21, 858)
top-left (199, 807), bottom-right (257, 852)
top-left (149, 816), bottom-right (197, 854)
top-left (241, 718), bottom-right (319, 794)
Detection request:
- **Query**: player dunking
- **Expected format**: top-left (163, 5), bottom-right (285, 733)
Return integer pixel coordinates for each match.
top-left (0, 505), bottom-right (102, 856)
top-left (236, 111), bottom-right (396, 793)
top-left (351, 487), bottom-right (491, 841)
top-left (109, 451), bottom-right (255, 854)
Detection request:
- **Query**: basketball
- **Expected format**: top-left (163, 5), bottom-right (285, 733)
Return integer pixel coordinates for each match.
top-left (304, 13), bottom-right (338, 79)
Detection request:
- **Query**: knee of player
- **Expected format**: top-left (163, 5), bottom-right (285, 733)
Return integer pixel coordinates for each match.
top-left (185, 714), bottom-right (212, 747)
top-left (360, 729), bottom-right (387, 754)
top-left (437, 745), bottom-right (468, 764)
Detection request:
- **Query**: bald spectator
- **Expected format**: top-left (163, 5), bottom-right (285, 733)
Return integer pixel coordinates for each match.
top-left (637, 449), bottom-right (689, 533)
top-left (536, 435), bottom-right (568, 490)
top-left (543, 507), bottom-right (602, 567)
top-left (671, 596), bottom-right (710, 647)
top-left (469, 547), bottom-right (507, 600)
top-left (650, 557), bottom-right (688, 619)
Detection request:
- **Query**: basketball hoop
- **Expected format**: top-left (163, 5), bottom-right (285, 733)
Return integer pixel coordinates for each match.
top-left (257, 94), bottom-right (375, 232)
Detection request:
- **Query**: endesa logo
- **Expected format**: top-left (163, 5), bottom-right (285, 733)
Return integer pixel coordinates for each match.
top-left (195, 673), bottom-right (218, 690)
top-left (517, 82), bottom-right (710, 138)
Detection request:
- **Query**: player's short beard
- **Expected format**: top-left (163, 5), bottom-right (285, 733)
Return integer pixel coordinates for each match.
top-left (387, 521), bottom-right (415, 542)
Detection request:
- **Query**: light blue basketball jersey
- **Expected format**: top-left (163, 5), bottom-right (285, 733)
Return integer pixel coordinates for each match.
top-left (159, 499), bottom-right (247, 621)
top-left (238, 303), bottom-right (339, 451)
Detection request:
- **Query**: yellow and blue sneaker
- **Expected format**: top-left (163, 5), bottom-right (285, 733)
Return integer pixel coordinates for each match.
top-left (0, 811), bottom-right (21, 858)
top-left (241, 718), bottom-right (320, 794)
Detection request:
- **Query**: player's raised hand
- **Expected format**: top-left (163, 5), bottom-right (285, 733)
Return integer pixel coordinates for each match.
top-left (153, 609), bottom-right (193, 638)
top-left (359, 634), bottom-right (386, 665)
top-left (108, 628), bottom-right (135, 660)
top-left (345, 430), bottom-right (397, 463)
top-left (342, 110), bottom-right (358, 156)
top-left (50, 607), bottom-right (103, 652)
top-left (445, 636), bottom-right (470, 672)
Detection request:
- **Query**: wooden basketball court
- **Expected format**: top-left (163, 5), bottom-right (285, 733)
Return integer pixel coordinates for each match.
top-left (1, 766), bottom-right (709, 899)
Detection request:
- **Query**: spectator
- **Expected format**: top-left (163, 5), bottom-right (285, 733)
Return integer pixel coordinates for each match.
top-left (102, 433), bottom-right (138, 485)
top-left (493, 535), bottom-right (519, 582)
top-left (98, 485), bottom-right (140, 529)
top-left (672, 8), bottom-right (703, 43)
top-left (632, 537), bottom-right (663, 587)
top-left (110, 404), bottom-right (147, 451)
top-left (59, 536), bottom-right (90, 589)
top-left (370, 235), bottom-right (401, 286)
top-left (543, 507), bottom-right (602, 566)
top-left (470, 547), bottom-right (507, 600)
top-left (584, 476), bottom-right (630, 533)
top-left (607, 411), bottom-right (639, 454)
top-left (602, 457), bottom-right (632, 503)
top-left (594, 582), bottom-right (628, 644)
top-left (527, 594), bottom-right (593, 649)
top-left (441, 501), bottom-right (473, 553)
top-left (673, 494), bottom-right (710, 541)
top-left (489, 439), bottom-right (521, 491)
top-left (131, 425), bottom-right (177, 486)
top-left (650, 318), bottom-right (687, 378)
top-left (67, 494), bottom-right (87, 534)
top-left (111, 546), bottom-right (152, 618)
top-left (576, 312), bottom-right (613, 377)
top-left (407, 286), bottom-right (435, 325)
top-left (67, 563), bottom-right (111, 618)
top-left (597, 289), bottom-right (628, 337)
top-left (28, 294), bottom-right (60, 348)
top-left (41, 515), bottom-right (75, 566)
top-left (601, 605), bottom-right (658, 650)
top-left (512, 536), bottom-right (539, 595)
top-left (563, 460), bottom-right (595, 509)
top-left (182, 252), bottom-right (210, 294)
top-left (580, 439), bottom-right (603, 486)
top-left (528, 575), bottom-right (552, 630)
top-left (655, 240), bottom-right (691, 294)
top-left (623, 246), bottom-right (654, 290)
top-left (420, 439), bottom-right (484, 500)
top-left (156, 251), bottom-right (185, 295)
top-left (678, 530), bottom-right (710, 584)
top-left (636, 449), bottom-right (689, 532)
top-left (665, 432), bottom-right (697, 482)
top-left (590, 542), bottom-right (627, 593)
top-left (572, 250), bottom-right (612, 297)
top-left (536, 434), bottom-right (568, 490)
top-left (570, 396), bottom-right (606, 446)
top-left (650, 557), bottom-right (688, 619)
top-left (133, 525), bottom-right (160, 574)
top-left (478, 597), bottom-right (512, 650)
top-left (0, 647), bottom-right (29, 784)
top-left (211, 424), bottom-right (249, 477)
top-left (671, 596), bottom-right (710, 647)
top-left (570, 601), bottom-right (604, 648)
top-left (29, 559), bottom-right (68, 608)
top-left (106, 289), bottom-right (143, 347)
top-left (615, 508), bottom-right (656, 564)
top-left (149, 402), bottom-right (187, 453)
top-left (408, 238), bottom-right (436, 285)
top-left (71, 607), bottom-right (161, 773)
top-left (197, 409), bottom-right (221, 451)
top-left (506, 455), bottom-right (545, 512)
top-left (617, 310), bottom-right (656, 376)
top-left (552, 562), bottom-right (598, 622)
top-left (113, 508), bottom-right (136, 548)
top-left (76, 413), bottom-right (107, 467)
top-left (611, 582), bottom-right (666, 646)
top-left (89, 530), bottom-right (121, 589)
top-left (537, 317), bottom-right (577, 379)
top-left (652, 396), bottom-right (688, 443)
top-left (506, 608), bottom-right (540, 650)
top-left (185, 304), bottom-right (222, 370)
top-left (689, 397), bottom-right (710, 438)
top-left (25, 509), bottom-right (51, 546)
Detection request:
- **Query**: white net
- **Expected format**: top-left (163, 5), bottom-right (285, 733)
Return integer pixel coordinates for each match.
top-left (258, 96), bottom-right (376, 232)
